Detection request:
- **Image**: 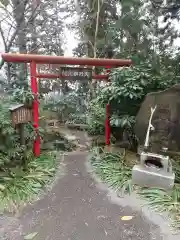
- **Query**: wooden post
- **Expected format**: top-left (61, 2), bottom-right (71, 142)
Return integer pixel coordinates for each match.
top-left (19, 123), bottom-right (25, 145)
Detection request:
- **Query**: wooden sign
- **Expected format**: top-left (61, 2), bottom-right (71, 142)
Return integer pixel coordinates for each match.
top-left (37, 63), bottom-right (60, 73)
top-left (9, 104), bottom-right (32, 127)
top-left (60, 67), bottom-right (92, 80)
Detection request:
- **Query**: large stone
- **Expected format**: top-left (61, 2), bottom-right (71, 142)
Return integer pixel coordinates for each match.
top-left (135, 84), bottom-right (180, 153)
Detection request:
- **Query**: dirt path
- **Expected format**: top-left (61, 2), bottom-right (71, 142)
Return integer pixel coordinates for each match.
top-left (0, 130), bottom-right (177, 239)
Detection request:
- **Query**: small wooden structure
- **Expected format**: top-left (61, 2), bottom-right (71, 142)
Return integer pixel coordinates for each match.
top-left (9, 104), bottom-right (32, 145)
top-left (9, 104), bottom-right (32, 127)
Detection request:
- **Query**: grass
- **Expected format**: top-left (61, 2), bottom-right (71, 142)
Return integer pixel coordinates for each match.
top-left (0, 152), bottom-right (58, 213)
top-left (90, 147), bottom-right (180, 229)
top-left (90, 147), bottom-right (133, 194)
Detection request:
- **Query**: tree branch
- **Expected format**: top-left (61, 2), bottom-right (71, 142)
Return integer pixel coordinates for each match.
top-left (0, 23), bottom-right (7, 51)
top-left (0, 0), bottom-right (39, 69)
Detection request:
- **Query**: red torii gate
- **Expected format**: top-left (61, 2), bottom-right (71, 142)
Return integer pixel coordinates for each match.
top-left (1, 53), bottom-right (132, 156)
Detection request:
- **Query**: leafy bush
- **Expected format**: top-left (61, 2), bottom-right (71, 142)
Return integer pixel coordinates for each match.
top-left (9, 87), bottom-right (34, 107)
top-left (0, 82), bottom-right (59, 213)
top-left (88, 63), bottom-right (180, 148)
top-left (44, 92), bottom-right (87, 123)
top-left (0, 94), bottom-right (38, 170)
top-left (66, 113), bottom-right (88, 125)
top-left (86, 99), bottom-right (105, 135)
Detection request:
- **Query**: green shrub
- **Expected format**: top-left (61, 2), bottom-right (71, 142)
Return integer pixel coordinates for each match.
top-left (0, 152), bottom-right (56, 212)
top-left (86, 100), bottom-right (105, 135)
top-left (87, 63), bottom-right (180, 148)
top-left (0, 87), bottom-right (56, 212)
top-left (0, 96), bottom-right (37, 170)
top-left (43, 92), bottom-right (87, 123)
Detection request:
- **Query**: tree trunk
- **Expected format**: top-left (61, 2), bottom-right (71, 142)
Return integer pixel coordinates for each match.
top-left (12, 0), bottom-right (27, 85)
top-left (29, 0), bottom-right (39, 54)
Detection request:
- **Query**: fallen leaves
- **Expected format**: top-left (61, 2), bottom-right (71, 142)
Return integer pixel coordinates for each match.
top-left (120, 216), bottom-right (134, 221)
top-left (24, 232), bottom-right (38, 240)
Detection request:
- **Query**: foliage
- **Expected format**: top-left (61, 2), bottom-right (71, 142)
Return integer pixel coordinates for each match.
top-left (99, 61), bottom-right (180, 111)
top-left (66, 113), bottom-right (88, 125)
top-left (86, 99), bottom-right (105, 135)
top-left (87, 59), bottom-right (180, 148)
top-left (137, 185), bottom-right (180, 229)
top-left (0, 83), bottom-right (47, 170)
top-left (71, 0), bottom-right (180, 152)
top-left (90, 147), bottom-right (133, 194)
top-left (0, 97), bottom-right (30, 168)
top-left (73, 0), bottom-right (118, 58)
top-left (9, 87), bottom-right (34, 107)
top-left (0, 81), bottom-right (59, 212)
top-left (44, 91), bottom-right (88, 124)
top-left (0, 152), bottom-right (56, 212)
top-left (138, 186), bottom-right (180, 215)
top-left (73, 0), bottom-right (180, 148)
top-left (0, 82), bottom-right (76, 211)
top-left (0, 0), bottom-right (66, 68)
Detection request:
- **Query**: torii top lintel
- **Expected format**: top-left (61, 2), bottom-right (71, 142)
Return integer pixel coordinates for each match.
top-left (1, 53), bottom-right (132, 67)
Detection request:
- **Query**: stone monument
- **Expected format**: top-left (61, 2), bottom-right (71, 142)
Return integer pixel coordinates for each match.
top-left (135, 84), bottom-right (180, 153)
top-left (132, 105), bottom-right (175, 190)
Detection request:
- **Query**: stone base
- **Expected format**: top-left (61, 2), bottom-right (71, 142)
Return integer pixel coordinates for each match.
top-left (132, 165), bottom-right (175, 190)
